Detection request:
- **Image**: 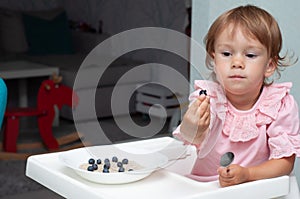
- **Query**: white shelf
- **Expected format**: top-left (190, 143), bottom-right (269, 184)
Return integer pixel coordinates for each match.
top-left (135, 84), bottom-right (187, 118)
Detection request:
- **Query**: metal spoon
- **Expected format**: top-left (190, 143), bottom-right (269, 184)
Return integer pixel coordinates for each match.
top-left (220, 152), bottom-right (234, 171)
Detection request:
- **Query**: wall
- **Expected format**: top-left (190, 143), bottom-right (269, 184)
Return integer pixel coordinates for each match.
top-left (191, 0), bottom-right (300, 189)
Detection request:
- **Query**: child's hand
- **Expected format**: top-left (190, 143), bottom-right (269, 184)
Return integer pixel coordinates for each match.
top-left (179, 95), bottom-right (210, 144)
top-left (217, 164), bottom-right (250, 187)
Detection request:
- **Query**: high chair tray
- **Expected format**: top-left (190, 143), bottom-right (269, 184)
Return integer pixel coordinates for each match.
top-left (26, 137), bottom-right (290, 199)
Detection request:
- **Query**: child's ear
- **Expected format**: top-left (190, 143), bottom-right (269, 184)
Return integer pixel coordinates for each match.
top-left (211, 52), bottom-right (215, 59)
top-left (264, 59), bottom-right (276, 78)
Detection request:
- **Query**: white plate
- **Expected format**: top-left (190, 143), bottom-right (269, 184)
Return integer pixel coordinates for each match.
top-left (59, 145), bottom-right (169, 184)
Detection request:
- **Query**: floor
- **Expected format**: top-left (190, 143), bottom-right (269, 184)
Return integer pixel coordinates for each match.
top-left (3, 189), bottom-right (63, 199)
top-left (0, 113), bottom-right (172, 199)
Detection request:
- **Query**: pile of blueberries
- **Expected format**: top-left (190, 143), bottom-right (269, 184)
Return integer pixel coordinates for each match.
top-left (87, 156), bottom-right (132, 173)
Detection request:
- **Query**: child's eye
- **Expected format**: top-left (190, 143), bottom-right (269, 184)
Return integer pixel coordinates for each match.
top-left (221, 52), bottom-right (231, 57)
top-left (246, 53), bottom-right (257, 58)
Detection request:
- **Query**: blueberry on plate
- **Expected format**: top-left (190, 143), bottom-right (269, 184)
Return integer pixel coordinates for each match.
top-left (87, 165), bottom-right (94, 171)
top-left (104, 158), bottom-right (110, 164)
top-left (92, 164), bottom-right (98, 170)
top-left (96, 159), bottom-right (102, 164)
top-left (128, 169), bottom-right (134, 171)
top-left (104, 162), bottom-right (110, 169)
top-left (103, 168), bottom-right (109, 173)
top-left (118, 167), bottom-right (125, 172)
top-left (88, 158), bottom-right (95, 164)
top-left (117, 162), bottom-right (123, 167)
top-left (122, 158), bottom-right (128, 164)
top-left (112, 156), bottom-right (118, 162)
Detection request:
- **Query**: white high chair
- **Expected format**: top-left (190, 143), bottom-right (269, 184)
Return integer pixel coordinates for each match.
top-left (164, 142), bottom-right (300, 199)
top-left (287, 158), bottom-right (300, 199)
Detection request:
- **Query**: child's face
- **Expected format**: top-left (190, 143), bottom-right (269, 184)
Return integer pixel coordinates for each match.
top-left (212, 25), bottom-right (275, 97)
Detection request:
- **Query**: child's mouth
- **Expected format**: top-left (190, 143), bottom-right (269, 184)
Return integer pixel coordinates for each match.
top-left (229, 75), bottom-right (245, 79)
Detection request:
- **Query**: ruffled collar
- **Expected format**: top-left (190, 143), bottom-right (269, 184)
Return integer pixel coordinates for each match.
top-left (194, 81), bottom-right (292, 142)
top-left (225, 82), bottom-right (292, 142)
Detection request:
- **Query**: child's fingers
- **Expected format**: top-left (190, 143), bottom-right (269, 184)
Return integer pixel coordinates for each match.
top-left (196, 96), bottom-right (210, 116)
top-left (218, 169), bottom-right (234, 188)
top-left (189, 96), bottom-right (207, 114)
top-left (197, 94), bottom-right (207, 101)
top-left (202, 111), bottom-right (211, 125)
top-left (198, 103), bottom-right (210, 123)
top-left (188, 100), bottom-right (201, 115)
top-left (218, 167), bottom-right (233, 177)
top-left (218, 167), bottom-right (226, 176)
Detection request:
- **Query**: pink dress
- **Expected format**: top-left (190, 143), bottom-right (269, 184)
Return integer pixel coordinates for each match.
top-left (173, 80), bottom-right (300, 182)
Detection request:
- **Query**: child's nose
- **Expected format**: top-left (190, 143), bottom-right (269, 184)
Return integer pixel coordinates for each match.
top-left (231, 55), bottom-right (245, 69)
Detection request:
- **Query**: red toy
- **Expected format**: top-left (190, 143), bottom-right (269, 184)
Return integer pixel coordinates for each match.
top-left (3, 75), bottom-right (78, 153)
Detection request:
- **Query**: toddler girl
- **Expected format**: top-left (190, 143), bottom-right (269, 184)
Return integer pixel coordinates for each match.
top-left (173, 5), bottom-right (300, 187)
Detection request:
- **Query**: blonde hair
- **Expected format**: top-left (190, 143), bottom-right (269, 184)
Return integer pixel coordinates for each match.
top-left (204, 5), bottom-right (296, 84)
